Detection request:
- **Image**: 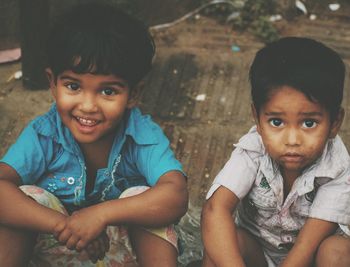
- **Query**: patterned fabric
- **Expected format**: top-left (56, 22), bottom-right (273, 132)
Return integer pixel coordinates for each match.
top-left (21, 185), bottom-right (178, 267)
top-left (1, 104), bottom-right (184, 213)
top-left (206, 126), bottom-right (350, 266)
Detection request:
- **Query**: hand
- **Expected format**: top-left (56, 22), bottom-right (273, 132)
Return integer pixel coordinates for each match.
top-left (53, 206), bottom-right (107, 251)
top-left (84, 231), bottom-right (110, 263)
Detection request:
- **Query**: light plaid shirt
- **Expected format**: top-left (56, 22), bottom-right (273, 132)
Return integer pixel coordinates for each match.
top-left (207, 126), bottom-right (350, 254)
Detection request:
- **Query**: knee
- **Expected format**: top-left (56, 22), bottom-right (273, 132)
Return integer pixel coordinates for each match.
top-left (316, 235), bottom-right (350, 267)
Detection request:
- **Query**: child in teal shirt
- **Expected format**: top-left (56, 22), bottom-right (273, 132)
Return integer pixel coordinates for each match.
top-left (0, 3), bottom-right (188, 266)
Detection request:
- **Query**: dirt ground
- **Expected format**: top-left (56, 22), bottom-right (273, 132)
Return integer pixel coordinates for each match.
top-left (1, 2), bottom-right (350, 266)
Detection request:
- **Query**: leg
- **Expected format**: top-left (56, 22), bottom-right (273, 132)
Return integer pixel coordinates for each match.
top-left (129, 226), bottom-right (178, 267)
top-left (0, 224), bottom-right (37, 267)
top-left (236, 227), bottom-right (268, 267)
top-left (202, 250), bottom-right (216, 267)
top-left (200, 227), bottom-right (267, 267)
top-left (315, 235), bottom-right (350, 267)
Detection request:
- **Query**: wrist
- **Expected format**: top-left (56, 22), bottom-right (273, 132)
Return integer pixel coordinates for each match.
top-left (87, 203), bottom-right (110, 227)
top-left (97, 200), bottom-right (119, 226)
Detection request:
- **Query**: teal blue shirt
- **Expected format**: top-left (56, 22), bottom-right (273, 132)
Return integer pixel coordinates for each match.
top-left (1, 104), bottom-right (184, 212)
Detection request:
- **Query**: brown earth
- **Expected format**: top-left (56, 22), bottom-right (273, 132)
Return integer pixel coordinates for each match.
top-left (1, 2), bottom-right (350, 265)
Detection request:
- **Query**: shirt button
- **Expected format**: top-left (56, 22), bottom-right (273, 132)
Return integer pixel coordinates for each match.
top-left (67, 177), bottom-right (75, 185)
top-left (281, 234), bottom-right (293, 243)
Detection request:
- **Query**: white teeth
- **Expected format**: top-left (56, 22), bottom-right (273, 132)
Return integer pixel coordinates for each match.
top-left (76, 116), bottom-right (98, 126)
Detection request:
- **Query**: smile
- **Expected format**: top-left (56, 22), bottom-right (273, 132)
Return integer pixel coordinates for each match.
top-left (75, 116), bottom-right (100, 127)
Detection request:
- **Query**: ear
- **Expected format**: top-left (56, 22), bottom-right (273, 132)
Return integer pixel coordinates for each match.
top-left (251, 103), bottom-right (261, 135)
top-left (329, 108), bottom-right (344, 138)
top-left (46, 68), bottom-right (57, 99)
top-left (127, 81), bottom-right (144, 108)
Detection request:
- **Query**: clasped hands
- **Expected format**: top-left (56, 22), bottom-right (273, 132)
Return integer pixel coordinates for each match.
top-left (53, 207), bottom-right (109, 263)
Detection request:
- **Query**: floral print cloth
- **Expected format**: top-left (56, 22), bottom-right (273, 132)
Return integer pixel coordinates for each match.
top-left (21, 185), bottom-right (178, 267)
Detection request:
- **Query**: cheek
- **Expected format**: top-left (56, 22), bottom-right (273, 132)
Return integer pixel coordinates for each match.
top-left (260, 131), bottom-right (282, 157)
top-left (306, 139), bottom-right (326, 156)
top-left (103, 104), bottom-right (126, 121)
top-left (260, 135), bottom-right (277, 153)
top-left (56, 99), bottom-right (74, 115)
top-left (55, 91), bottom-right (74, 107)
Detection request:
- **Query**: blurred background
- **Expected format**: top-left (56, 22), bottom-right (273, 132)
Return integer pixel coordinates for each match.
top-left (0, 0), bottom-right (349, 266)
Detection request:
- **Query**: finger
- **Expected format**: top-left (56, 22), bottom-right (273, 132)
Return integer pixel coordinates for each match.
top-left (96, 237), bottom-right (106, 260)
top-left (57, 229), bottom-right (72, 245)
top-left (87, 238), bottom-right (104, 261)
top-left (91, 238), bottom-right (104, 260)
top-left (65, 236), bottom-right (80, 250)
top-left (86, 242), bottom-right (99, 263)
top-left (86, 242), bottom-right (97, 257)
top-left (102, 232), bottom-right (110, 252)
top-left (53, 220), bottom-right (66, 237)
top-left (76, 239), bottom-right (88, 251)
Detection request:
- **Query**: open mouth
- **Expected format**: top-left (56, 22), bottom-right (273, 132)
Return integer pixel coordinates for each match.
top-left (75, 116), bottom-right (100, 127)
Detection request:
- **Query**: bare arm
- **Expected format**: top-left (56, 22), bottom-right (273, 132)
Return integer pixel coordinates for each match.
top-left (54, 170), bottom-right (188, 250)
top-left (280, 218), bottom-right (337, 267)
top-left (101, 170), bottom-right (188, 226)
top-left (0, 163), bottom-right (66, 233)
top-left (201, 186), bottom-right (246, 267)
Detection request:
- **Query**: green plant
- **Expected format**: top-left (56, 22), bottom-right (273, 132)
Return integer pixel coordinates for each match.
top-left (232, 0), bottom-right (279, 43)
top-left (251, 17), bottom-right (279, 43)
top-left (201, 0), bottom-right (279, 43)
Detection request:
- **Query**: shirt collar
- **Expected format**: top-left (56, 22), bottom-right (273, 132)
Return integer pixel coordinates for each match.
top-left (124, 108), bottom-right (158, 145)
top-left (235, 126), bottom-right (264, 153)
top-left (312, 136), bottom-right (350, 178)
top-left (32, 104), bottom-right (78, 154)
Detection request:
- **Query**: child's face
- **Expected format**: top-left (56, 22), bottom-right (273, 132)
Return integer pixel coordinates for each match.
top-left (47, 69), bottom-right (136, 145)
top-left (253, 86), bottom-right (343, 178)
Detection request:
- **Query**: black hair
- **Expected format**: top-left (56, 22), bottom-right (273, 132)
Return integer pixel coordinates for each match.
top-left (46, 2), bottom-right (155, 88)
top-left (249, 37), bottom-right (345, 121)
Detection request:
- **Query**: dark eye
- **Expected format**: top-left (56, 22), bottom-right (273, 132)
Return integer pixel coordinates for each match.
top-left (66, 83), bottom-right (80, 91)
top-left (303, 120), bottom-right (317, 128)
top-left (101, 88), bottom-right (116, 96)
top-left (269, 119), bottom-right (283, 127)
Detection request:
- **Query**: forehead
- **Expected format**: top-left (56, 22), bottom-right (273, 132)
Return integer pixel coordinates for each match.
top-left (261, 86), bottom-right (327, 115)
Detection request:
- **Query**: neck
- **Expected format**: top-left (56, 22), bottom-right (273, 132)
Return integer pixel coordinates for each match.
top-left (281, 168), bottom-right (301, 198)
top-left (79, 133), bottom-right (115, 168)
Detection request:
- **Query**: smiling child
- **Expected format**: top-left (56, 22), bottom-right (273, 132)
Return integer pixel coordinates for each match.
top-left (0, 3), bottom-right (188, 267)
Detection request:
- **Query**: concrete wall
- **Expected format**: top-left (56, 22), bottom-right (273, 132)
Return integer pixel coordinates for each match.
top-left (0, 0), bottom-right (20, 50)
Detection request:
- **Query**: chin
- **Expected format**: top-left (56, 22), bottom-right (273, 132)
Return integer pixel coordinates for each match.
top-left (73, 134), bottom-right (99, 144)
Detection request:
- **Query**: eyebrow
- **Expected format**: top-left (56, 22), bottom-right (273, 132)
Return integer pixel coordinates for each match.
top-left (59, 75), bottom-right (127, 88)
top-left (100, 81), bottom-right (128, 88)
top-left (60, 75), bottom-right (80, 82)
top-left (264, 111), bottom-right (324, 117)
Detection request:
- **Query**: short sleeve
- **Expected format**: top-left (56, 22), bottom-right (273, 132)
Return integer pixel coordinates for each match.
top-left (309, 170), bottom-right (350, 225)
top-left (135, 126), bottom-right (184, 186)
top-left (0, 124), bottom-right (48, 184)
top-left (206, 147), bottom-right (259, 200)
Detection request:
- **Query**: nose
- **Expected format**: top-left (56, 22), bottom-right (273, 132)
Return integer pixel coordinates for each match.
top-left (284, 127), bottom-right (301, 146)
top-left (79, 93), bottom-right (98, 113)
